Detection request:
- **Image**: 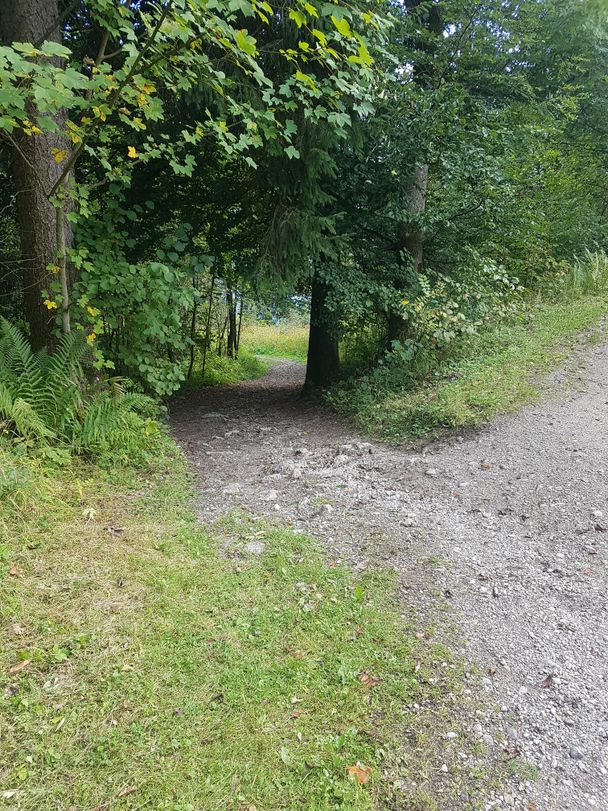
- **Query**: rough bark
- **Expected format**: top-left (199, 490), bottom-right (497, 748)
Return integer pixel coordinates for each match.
top-left (389, 163), bottom-right (429, 345)
top-left (0, 0), bottom-right (71, 349)
top-left (226, 286), bottom-right (237, 358)
top-left (304, 272), bottom-right (340, 389)
top-left (388, 0), bottom-right (442, 346)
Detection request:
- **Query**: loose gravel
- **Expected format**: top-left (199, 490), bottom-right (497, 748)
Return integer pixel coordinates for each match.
top-left (170, 336), bottom-right (608, 811)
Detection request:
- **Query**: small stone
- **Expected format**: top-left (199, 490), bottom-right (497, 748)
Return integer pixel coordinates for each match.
top-left (426, 468), bottom-right (439, 477)
top-left (503, 793), bottom-right (515, 806)
top-left (244, 541), bottom-right (265, 556)
top-left (262, 490), bottom-right (278, 502)
top-left (440, 764), bottom-right (448, 773)
top-left (222, 483), bottom-right (242, 495)
top-left (445, 731), bottom-right (458, 740)
top-left (591, 510), bottom-right (604, 519)
top-left (569, 747), bottom-right (584, 761)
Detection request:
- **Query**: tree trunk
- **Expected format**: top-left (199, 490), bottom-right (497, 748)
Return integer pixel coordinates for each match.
top-left (389, 163), bottom-right (429, 346)
top-left (0, 0), bottom-right (71, 349)
top-left (304, 272), bottom-right (340, 389)
top-left (226, 285), bottom-right (237, 359)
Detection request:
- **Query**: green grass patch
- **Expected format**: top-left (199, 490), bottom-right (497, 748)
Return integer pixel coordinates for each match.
top-left (0, 438), bottom-right (496, 810)
top-left (329, 294), bottom-right (608, 443)
top-left (241, 320), bottom-right (309, 363)
top-left (182, 348), bottom-right (268, 390)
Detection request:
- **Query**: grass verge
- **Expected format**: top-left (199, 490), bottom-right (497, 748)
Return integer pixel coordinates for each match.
top-left (329, 294), bottom-right (608, 443)
top-left (240, 320), bottom-right (309, 363)
top-left (0, 437), bottom-right (498, 810)
top-left (182, 348), bottom-right (268, 390)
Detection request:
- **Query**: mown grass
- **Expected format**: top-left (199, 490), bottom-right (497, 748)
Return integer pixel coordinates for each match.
top-left (0, 436), bottom-right (494, 810)
top-left (329, 293), bottom-right (608, 443)
top-left (240, 319), bottom-right (309, 363)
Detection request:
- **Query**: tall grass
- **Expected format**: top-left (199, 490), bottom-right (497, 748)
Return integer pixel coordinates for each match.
top-left (240, 319), bottom-right (309, 363)
top-left (565, 249), bottom-right (608, 295)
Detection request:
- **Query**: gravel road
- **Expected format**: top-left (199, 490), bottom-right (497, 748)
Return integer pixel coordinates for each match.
top-left (170, 338), bottom-right (608, 811)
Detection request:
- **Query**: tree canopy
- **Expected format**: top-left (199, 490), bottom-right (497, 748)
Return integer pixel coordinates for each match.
top-left (1, 0), bottom-right (607, 392)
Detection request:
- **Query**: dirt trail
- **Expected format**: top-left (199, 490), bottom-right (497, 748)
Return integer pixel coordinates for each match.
top-left (170, 341), bottom-right (608, 811)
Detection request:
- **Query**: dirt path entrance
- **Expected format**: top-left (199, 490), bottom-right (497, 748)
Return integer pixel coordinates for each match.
top-left (170, 342), bottom-right (608, 811)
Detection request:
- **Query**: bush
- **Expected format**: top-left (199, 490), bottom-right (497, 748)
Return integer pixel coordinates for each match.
top-left (0, 318), bottom-right (159, 457)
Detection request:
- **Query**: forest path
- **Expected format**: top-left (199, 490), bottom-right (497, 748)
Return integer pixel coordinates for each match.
top-left (170, 342), bottom-right (608, 811)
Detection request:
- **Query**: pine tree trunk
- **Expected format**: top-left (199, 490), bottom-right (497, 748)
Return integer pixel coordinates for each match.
top-left (304, 272), bottom-right (340, 389)
top-left (0, 0), bottom-right (71, 349)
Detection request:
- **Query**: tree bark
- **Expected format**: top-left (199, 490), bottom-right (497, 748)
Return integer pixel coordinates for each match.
top-left (389, 163), bottom-right (429, 345)
top-left (0, 0), bottom-right (71, 349)
top-left (226, 284), bottom-right (237, 359)
top-left (388, 0), bottom-right (442, 347)
top-left (304, 272), bottom-right (340, 389)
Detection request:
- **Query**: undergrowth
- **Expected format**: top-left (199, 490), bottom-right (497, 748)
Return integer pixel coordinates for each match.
top-left (182, 348), bottom-right (267, 390)
top-left (330, 285), bottom-right (608, 443)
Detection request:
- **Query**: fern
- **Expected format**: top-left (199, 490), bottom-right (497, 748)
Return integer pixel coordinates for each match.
top-left (0, 320), bottom-right (158, 456)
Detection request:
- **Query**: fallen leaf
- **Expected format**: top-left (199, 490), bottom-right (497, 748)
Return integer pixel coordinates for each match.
top-left (117, 786), bottom-right (137, 798)
top-left (414, 660), bottom-right (421, 673)
top-left (480, 463), bottom-right (492, 471)
top-left (291, 709), bottom-right (304, 718)
top-left (488, 666), bottom-right (497, 676)
top-left (11, 623), bottom-right (25, 636)
top-left (538, 673), bottom-right (554, 689)
top-left (478, 574), bottom-right (490, 582)
top-left (8, 564), bottom-right (22, 576)
top-left (347, 763), bottom-right (372, 784)
top-left (8, 660), bottom-right (31, 675)
top-left (358, 671), bottom-right (381, 688)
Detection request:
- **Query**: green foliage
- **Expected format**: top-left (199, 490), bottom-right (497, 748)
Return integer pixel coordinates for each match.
top-left (565, 250), bottom-right (608, 296)
top-left (0, 318), bottom-right (157, 455)
top-left (186, 349), bottom-right (267, 388)
top-left (329, 290), bottom-right (608, 442)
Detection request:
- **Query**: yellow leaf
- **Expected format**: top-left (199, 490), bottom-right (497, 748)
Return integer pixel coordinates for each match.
top-left (51, 148), bottom-right (68, 164)
top-left (127, 146), bottom-right (138, 159)
top-left (43, 299), bottom-right (58, 310)
top-left (86, 305), bottom-right (100, 317)
top-left (86, 332), bottom-right (97, 344)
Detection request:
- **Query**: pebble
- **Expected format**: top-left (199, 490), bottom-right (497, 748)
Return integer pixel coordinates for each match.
top-left (244, 541), bottom-right (265, 556)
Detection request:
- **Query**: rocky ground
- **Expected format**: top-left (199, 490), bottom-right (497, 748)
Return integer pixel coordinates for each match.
top-left (170, 340), bottom-right (608, 811)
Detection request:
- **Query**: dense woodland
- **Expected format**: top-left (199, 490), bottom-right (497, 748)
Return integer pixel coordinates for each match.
top-left (1, 0), bottom-right (607, 447)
